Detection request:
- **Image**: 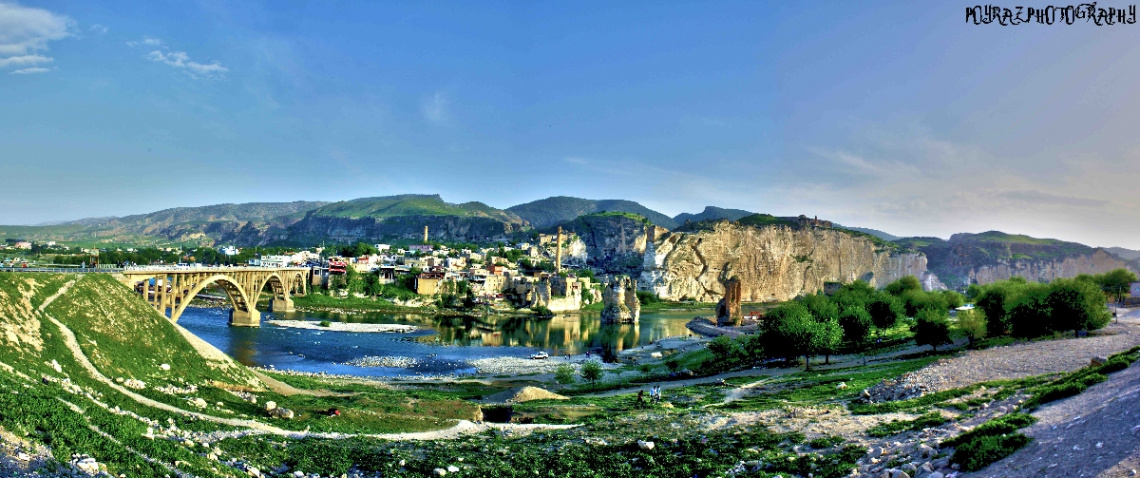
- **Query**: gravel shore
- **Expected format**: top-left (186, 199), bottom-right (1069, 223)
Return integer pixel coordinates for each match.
top-left (266, 320), bottom-right (417, 333)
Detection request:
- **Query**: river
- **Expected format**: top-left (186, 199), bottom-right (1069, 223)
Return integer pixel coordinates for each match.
top-left (177, 306), bottom-right (711, 377)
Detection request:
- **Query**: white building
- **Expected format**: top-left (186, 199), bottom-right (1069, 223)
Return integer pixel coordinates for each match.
top-left (218, 245), bottom-right (240, 256)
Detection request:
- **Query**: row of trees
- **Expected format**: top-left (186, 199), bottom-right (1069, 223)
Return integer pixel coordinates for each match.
top-left (709, 271), bottom-right (1119, 372)
top-left (709, 276), bottom-right (961, 371)
top-left (970, 273), bottom-right (1119, 340)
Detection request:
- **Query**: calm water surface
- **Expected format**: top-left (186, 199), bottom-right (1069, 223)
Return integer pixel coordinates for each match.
top-left (177, 307), bottom-right (710, 377)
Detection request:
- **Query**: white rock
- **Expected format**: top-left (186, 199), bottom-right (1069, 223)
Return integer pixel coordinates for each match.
top-left (50, 360), bottom-right (62, 373)
top-left (160, 363), bottom-right (171, 371)
top-left (265, 401), bottom-right (278, 411)
top-left (447, 465), bottom-right (460, 472)
top-left (637, 440), bottom-right (655, 451)
top-left (433, 468), bottom-right (447, 476)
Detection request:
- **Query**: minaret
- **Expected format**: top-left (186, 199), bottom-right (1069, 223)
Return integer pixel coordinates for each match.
top-left (555, 226), bottom-right (563, 273)
top-left (423, 226), bottom-right (429, 243)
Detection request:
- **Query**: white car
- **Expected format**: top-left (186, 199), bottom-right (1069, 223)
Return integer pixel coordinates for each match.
top-left (530, 351), bottom-right (549, 360)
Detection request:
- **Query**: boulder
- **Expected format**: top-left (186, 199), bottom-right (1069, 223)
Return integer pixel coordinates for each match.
top-left (160, 363), bottom-right (171, 371)
top-left (1091, 356), bottom-right (1109, 367)
top-left (637, 440), bottom-right (655, 451)
top-left (269, 407), bottom-right (295, 419)
top-left (264, 401), bottom-right (278, 412)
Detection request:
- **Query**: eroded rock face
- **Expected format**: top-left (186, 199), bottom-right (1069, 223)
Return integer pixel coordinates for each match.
top-left (967, 249), bottom-right (1130, 285)
top-left (601, 276), bottom-right (640, 324)
top-left (639, 221), bottom-right (928, 302)
top-left (561, 215), bottom-right (670, 274)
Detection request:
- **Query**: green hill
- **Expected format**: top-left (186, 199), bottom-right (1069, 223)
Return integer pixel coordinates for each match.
top-left (507, 196), bottom-right (678, 229)
top-left (673, 206), bottom-right (754, 224)
top-left (307, 194), bottom-right (520, 222)
top-left (0, 272), bottom-right (487, 476)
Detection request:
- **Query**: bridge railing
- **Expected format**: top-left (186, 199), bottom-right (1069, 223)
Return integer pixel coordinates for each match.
top-left (0, 267), bottom-right (124, 273)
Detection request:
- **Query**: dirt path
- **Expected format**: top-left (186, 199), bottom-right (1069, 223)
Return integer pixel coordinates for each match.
top-left (40, 280), bottom-right (575, 441)
top-left (911, 316), bottom-right (1140, 394)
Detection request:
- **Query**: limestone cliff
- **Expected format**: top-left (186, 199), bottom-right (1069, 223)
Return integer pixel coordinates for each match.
top-left (895, 232), bottom-right (1135, 287)
top-left (559, 213), bottom-right (669, 274)
top-left (639, 221), bottom-right (927, 302)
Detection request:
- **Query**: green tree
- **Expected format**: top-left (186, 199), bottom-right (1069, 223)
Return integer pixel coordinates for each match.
top-left (838, 306), bottom-right (873, 349)
top-left (761, 303), bottom-right (833, 370)
top-left (1097, 268), bottom-right (1138, 302)
top-left (942, 290), bottom-right (965, 309)
top-left (975, 287), bottom-right (1011, 336)
top-left (801, 292), bottom-right (839, 322)
top-left (957, 308), bottom-right (987, 346)
top-left (900, 290), bottom-right (948, 318)
top-left (884, 275), bottom-right (923, 296)
top-left (554, 365), bottom-right (576, 385)
top-left (832, 280), bottom-right (875, 310)
top-left (1009, 287), bottom-right (1052, 338)
top-left (1048, 278), bottom-right (1111, 336)
top-left (580, 360), bottom-right (603, 388)
top-left (866, 293), bottom-right (903, 331)
top-left (914, 308), bottom-right (952, 353)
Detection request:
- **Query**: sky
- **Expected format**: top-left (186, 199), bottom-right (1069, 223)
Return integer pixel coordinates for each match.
top-left (3, 1), bottom-right (1140, 248)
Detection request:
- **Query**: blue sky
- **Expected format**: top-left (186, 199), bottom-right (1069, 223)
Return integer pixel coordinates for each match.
top-left (3, 1), bottom-right (1140, 248)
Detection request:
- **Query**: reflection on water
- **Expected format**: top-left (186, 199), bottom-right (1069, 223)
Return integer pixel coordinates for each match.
top-left (177, 306), bottom-right (707, 377)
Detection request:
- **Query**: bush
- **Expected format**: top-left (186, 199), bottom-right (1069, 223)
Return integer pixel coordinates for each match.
top-left (808, 435), bottom-right (845, 449)
top-left (580, 360), bottom-right (603, 387)
top-left (866, 412), bottom-right (948, 437)
top-left (952, 433), bottom-right (1032, 472)
top-left (287, 440), bottom-right (354, 476)
top-left (947, 413), bottom-right (1037, 471)
top-left (554, 365), bottom-right (576, 384)
top-left (636, 290), bottom-right (661, 306)
top-left (318, 320), bottom-right (331, 327)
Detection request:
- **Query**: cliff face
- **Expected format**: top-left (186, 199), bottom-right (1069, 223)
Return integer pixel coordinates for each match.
top-left (968, 249), bottom-right (1129, 285)
top-left (896, 232), bottom-right (1135, 287)
top-left (559, 214), bottom-right (668, 274)
top-left (640, 221), bottom-right (928, 302)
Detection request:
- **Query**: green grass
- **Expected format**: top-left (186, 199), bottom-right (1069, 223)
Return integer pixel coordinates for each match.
top-left (723, 357), bottom-right (940, 412)
top-left (866, 412), bottom-right (948, 437)
top-left (945, 413), bottom-right (1038, 471)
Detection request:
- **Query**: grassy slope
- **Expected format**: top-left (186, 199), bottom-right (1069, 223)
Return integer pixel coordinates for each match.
top-left (307, 194), bottom-right (518, 222)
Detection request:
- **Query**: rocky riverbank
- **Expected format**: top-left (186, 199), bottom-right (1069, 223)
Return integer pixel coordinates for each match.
top-left (266, 320), bottom-right (417, 333)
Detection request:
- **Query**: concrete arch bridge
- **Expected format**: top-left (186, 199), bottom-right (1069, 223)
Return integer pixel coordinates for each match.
top-left (119, 267), bottom-right (310, 326)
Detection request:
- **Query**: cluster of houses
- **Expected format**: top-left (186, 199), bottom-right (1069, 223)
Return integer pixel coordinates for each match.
top-left (314, 236), bottom-right (598, 312)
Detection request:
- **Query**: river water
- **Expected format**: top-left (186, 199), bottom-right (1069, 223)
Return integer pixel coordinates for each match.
top-left (177, 307), bottom-right (710, 377)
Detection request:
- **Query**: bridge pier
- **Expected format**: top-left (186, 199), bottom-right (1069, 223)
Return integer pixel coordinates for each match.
top-left (270, 296), bottom-right (294, 313)
top-left (230, 308), bottom-right (261, 327)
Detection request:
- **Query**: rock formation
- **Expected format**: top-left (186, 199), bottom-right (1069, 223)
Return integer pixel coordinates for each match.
top-left (560, 214), bottom-right (670, 274)
top-left (639, 220), bottom-right (928, 302)
top-left (715, 277), bottom-right (743, 326)
top-left (600, 275), bottom-right (640, 324)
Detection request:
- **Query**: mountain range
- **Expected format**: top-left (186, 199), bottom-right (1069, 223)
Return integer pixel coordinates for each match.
top-left (2, 194), bottom-right (1138, 287)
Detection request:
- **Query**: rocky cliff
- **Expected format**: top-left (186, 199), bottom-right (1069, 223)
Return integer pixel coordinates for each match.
top-left (896, 232), bottom-right (1134, 287)
top-left (639, 221), bottom-right (928, 302)
top-left (284, 215), bottom-right (525, 244)
top-left (557, 213), bottom-right (669, 274)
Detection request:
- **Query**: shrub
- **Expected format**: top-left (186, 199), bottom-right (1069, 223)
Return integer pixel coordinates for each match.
top-left (554, 365), bottom-right (576, 384)
top-left (808, 435), bottom-right (845, 449)
top-left (287, 440), bottom-right (354, 476)
top-left (580, 360), bottom-right (603, 387)
top-left (952, 433), bottom-right (1032, 472)
top-left (957, 309), bottom-right (987, 346)
top-left (866, 412), bottom-right (948, 437)
top-left (947, 413), bottom-right (1037, 471)
top-left (636, 290), bottom-right (661, 306)
top-left (318, 320), bottom-right (331, 327)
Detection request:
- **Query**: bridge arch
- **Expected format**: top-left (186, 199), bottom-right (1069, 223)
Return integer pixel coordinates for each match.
top-left (170, 274), bottom-right (257, 325)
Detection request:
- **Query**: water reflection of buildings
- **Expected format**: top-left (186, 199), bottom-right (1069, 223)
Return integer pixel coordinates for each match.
top-left (408, 312), bottom-right (692, 355)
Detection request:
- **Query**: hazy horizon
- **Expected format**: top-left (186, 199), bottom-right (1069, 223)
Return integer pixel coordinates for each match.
top-left (4, 1), bottom-right (1140, 248)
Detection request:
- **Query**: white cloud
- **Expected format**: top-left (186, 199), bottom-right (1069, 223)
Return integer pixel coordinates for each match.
top-left (421, 90), bottom-right (450, 124)
top-left (0, 2), bottom-right (72, 72)
top-left (145, 49), bottom-right (228, 79)
top-left (0, 53), bottom-right (50, 68)
top-left (89, 23), bottom-right (107, 34)
top-left (126, 37), bottom-right (162, 47)
top-left (10, 66), bottom-right (50, 74)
